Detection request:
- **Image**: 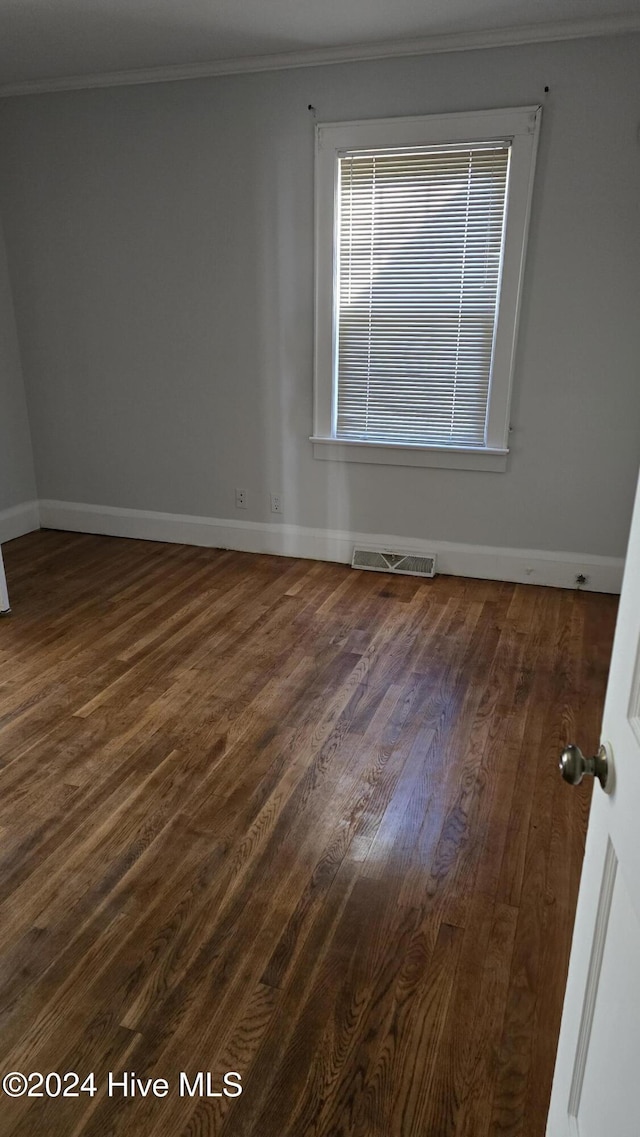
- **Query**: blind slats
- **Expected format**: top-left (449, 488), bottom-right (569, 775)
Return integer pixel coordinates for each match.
top-left (335, 142), bottom-right (510, 447)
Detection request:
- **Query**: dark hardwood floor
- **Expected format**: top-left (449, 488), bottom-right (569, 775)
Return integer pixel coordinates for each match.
top-left (0, 530), bottom-right (617, 1136)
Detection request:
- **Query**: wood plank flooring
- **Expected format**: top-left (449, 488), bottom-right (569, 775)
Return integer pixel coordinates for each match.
top-left (0, 531), bottom-right (617, 1137)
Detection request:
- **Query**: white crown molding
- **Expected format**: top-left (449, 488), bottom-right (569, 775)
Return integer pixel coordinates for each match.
top-left (1, 14), bottom-right (639, 98)
top-left (37, 499), bottom-right (624, 593)
top-left (0, 500), bottom-right (40, 543)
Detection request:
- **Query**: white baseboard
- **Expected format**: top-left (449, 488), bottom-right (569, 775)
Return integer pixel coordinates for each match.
top-left (0, 500), bottom-right (40, 543)
top-left (37, 498), bottom-right (624, 594)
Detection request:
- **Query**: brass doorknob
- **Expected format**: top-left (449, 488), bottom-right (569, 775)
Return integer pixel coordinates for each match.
top-left (559, 744), bottom-right (609, 790)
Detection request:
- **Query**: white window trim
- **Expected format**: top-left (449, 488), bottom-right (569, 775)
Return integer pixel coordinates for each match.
top-left (311, 105), bottom-right (542, 472)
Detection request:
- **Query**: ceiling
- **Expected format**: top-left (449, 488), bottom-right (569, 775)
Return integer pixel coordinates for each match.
top-left (0, 0), bottom-right (638, 94)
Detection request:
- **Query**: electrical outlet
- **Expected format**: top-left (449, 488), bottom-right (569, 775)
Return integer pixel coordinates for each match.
top-left (235, 488), bottom-right (247, 509)
top-left (271, 493), bottom-right (282, 514)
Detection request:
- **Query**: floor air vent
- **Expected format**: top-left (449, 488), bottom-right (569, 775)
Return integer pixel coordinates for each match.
top-left (351, 548), bottom-right (437, 579)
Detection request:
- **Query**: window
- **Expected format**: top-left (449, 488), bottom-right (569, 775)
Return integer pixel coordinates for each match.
top-left (312, 106), bottom-right (541, 471)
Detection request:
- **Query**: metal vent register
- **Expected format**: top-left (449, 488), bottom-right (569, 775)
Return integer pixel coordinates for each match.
top-left (351, 548), bottom-right (437, 579)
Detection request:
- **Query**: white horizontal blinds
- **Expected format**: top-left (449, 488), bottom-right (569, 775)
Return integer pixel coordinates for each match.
top-left (336, 142), bottom-right (510, 446)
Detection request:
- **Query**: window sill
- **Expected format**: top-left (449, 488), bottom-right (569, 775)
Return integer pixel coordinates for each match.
top-left (310, 437), bottom-right (508, 471)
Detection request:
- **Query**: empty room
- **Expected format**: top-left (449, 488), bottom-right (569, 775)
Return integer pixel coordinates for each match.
top-left (1, 1), bottom-right (640, 1135)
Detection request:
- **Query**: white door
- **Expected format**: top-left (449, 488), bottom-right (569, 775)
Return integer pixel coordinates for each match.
top-left (0, 546), bottom-right (9, 613)
top-left (547, 466), bottom-right (640, 1137)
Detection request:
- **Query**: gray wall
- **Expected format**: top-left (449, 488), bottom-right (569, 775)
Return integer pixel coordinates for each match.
top-left (0, 33), bottom-right (639, 555)
top-left (0, 213), bottom-right (35, 511)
